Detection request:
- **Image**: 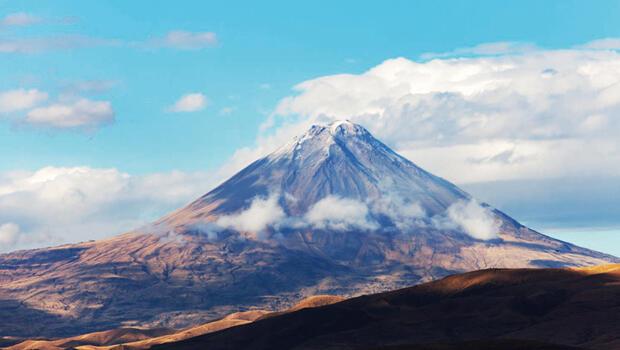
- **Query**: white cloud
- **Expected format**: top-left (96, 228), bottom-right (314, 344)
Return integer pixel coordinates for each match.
top-left (304, 196), bottom-right (378, 231)
top-left (0, 89), bottom-right (48, 113)
top-left (225, 41), bottom-right (620, 185)
top-left (579, 38), bottom-right (620, 50)
top-left (26, 98), bottom-right (114, 130)
top-left (443, 200), bottom-right (500, 240)
top-left (0, 167), bottom-right (216, 252)
top-left (155, 31), bottom-right (218, 50)
top-left (168, 93), bottom-right (208, 112)
top-left (217, 194), bottom-right (285, 234)
top-left (1, 13), bottom-right (40, 27)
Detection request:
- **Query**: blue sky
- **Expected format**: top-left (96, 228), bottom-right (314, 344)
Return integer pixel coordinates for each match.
top-left (3, 0), bottom-right (620, 173)
top-left (0, 1), bottom-right (619, 255)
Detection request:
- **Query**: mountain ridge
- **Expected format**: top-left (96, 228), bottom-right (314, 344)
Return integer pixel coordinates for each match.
top-left (0, 121), bottom-right (616, 337)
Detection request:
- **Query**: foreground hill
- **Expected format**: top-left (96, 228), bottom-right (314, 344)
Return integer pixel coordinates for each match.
top-left (5, 296), bottom-right (344, 350)
top-left (153, 265), bottom-right (620, 350)
top-left (0, 121), bottom-right (616, 337)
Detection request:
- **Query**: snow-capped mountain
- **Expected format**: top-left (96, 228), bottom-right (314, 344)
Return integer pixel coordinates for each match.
top-left (165, 121), bottom-right (467, 224)
top-left (0, 121), bottom-right (616, 337)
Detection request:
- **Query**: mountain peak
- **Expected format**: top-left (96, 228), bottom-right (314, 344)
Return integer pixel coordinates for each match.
top-left (327, 120), bottom-right (369, 137)
top-left (170, 120), bottom-right (470, 224)
top-left (274, 120), bottom-right (372, 158)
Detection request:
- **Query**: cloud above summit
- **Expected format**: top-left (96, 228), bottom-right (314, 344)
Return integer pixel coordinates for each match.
top-left (236, 42), bottom-right (620, 184)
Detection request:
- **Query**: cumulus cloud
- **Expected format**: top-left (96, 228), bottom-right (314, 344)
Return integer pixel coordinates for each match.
top-left (0, 89), bottom-right (48, 113)
top-left (0, 88), bottom-right (115, 132)
top-left (168, 93), bottom-right (208, 112)
top-left (0, 167), bottom-right (216, 252)
top-left (304, 196), bottom-right (378, 231)
top-left (222, 41), bottom-right (620, 185)
top-left (217, 194), bottom-right (285, 234)
top-left (438, 200), bottom-right (500, 240)
top-left (151, 31), bottom-right (218, 50)
top-left (26, 98), bottom-right (114, 130)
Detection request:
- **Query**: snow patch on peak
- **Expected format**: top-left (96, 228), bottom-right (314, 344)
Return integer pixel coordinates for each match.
top-left (328, 120), bottom-right (369, 138)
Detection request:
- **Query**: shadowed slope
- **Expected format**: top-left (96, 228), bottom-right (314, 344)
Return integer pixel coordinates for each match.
top-left (155, 265), bottom-right (620, 350)
top-left (5, 295), bottom-right (345, 350)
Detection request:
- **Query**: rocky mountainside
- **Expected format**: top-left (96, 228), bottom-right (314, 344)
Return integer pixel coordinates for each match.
top-left (0, 121), bottom-right (616, 337)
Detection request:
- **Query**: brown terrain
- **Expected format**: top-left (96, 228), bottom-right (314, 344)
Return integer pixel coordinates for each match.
top-left (4, 295), bottom-right (344, 350)
top-left (149, 264), bottom-right (620, 350)
top-left (5, 265), bottom-right (618, 350)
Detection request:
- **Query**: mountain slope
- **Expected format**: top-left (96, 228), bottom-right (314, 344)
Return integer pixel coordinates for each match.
top-left (153, 264), bottom-right (620, 350)
top-left (0, 121), bottom-right (616, 337)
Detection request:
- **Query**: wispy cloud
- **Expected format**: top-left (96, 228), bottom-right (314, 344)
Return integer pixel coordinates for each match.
top-left (0, 35), bottom-right (117, 54)
top-left (0, 223), bottom-right (21, 250)
top-left (0, 12), bottom-right (41, 27)
top-left (219, 106), bottom-right (236, 115)
top-left (61, 79), bottom-right (119, 94)
top-left (148, 30), bottom-right (218, 50)
top-left (420, 41), bottom-right (539, 60)
top-left (1, 17), bottom-right (217, 54)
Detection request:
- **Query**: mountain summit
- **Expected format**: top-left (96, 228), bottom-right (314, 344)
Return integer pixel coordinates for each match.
top-left (0, 121), bottom-right (616, 337)
top-left (165, 120), bottom-right (467, 222)
top-left (163, 121), bottom-right (471, 238)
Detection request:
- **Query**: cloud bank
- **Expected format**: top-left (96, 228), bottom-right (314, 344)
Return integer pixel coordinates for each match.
top-left (187, 191), bottom-right (498, 242)
top-left (0, 167), bottom-right (216, 252)
top-left (225, 42), bottom-right (620, 185)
